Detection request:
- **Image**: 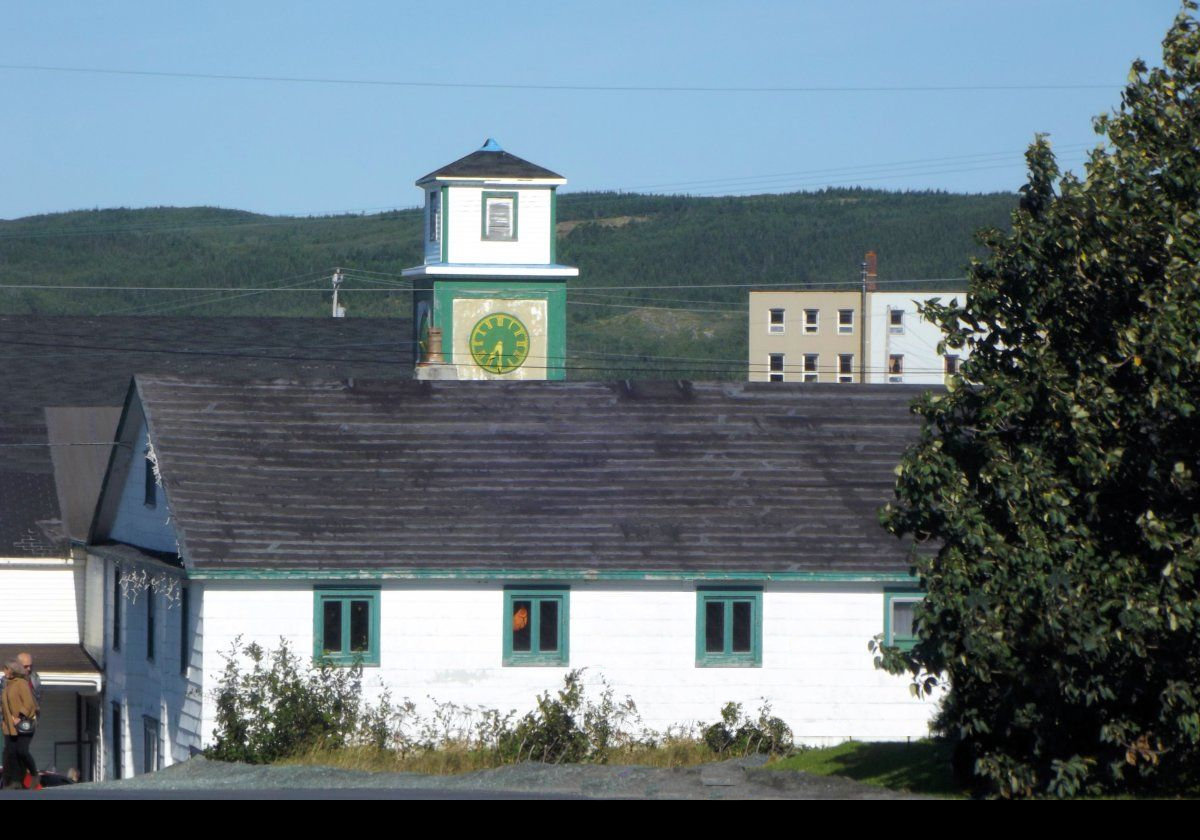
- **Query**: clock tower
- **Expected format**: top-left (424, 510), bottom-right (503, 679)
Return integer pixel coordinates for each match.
top-left (403, 139), bottom-right (577, 380)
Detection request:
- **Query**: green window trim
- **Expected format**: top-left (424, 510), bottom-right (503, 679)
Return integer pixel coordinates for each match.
top-left (313, 587), bottom-right (381, 667)
top-left (481, 191), bottom-right (519, 242)
top-left (884, 588), bottom-right (924, 651)
top-left (695, 587), bottom-right (762, 667)
top-left (503, 586), bottom-right (569, 666)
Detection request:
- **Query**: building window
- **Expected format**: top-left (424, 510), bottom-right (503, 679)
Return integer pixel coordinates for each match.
top-left (696, 588), bottom-right (762, 667)
top-left (768, 353), bottom-right (785, 382)
top-left (945, 355), bottom-right (959, 377)
top-left (146, 589), bottom-right (155, 661)
top-left (885, 590), bottom-right (923, 651)
top-left (179, 585), bottom-right (190, 676)
top-left (428, 190), bottom-right (441, 243)
top-left (803, 353), bottom-right (819, 382)
top-left (111, 703), bottom-right (123, 779)
top-left (803, 309), bottom-right (819, 334)
top-left (837, 309), bottom-right (855, 335)
top-left (888, 354), bottom-right (904, 383)
top-left (838, 353), bottom-right (855, 383)
top-left (144, 455), bottom-right (156, 508)
top-left (314, 588), bottom-right (381, 666)
top-left (768, 308), bottom-right (785, 334)
top-left (889, 308), bottom-right (905, 334)
top-left (504, 587), bottom-right (569, 666)
top-left (482, 191), bottom-right (518, 241)
top-left (142, 716), bottom-right (161, 774)
top-left (112, 563), bottom-right (122, 652)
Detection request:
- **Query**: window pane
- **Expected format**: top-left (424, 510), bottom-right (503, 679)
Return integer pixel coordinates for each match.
top-left (349, 600), bottom-right (370, 652)
top-left (769, 354), bottom-right (784, 372)
top-left (769, 308), bottom-right (784, 325)
top-left (512, 600), bottom-right (532, 652)
top-left (538, 599), bottom-right (559, 652)
top-left (893, 601), bottom-right (916, 638)
top-left (322, 601), bottom-right (342, 653)
top-left (705, 601), bottom-right (725, 653)
top-left (487, 198), bottom-right (513, 238)
top-left (732, 601), bottom-right (752, 652)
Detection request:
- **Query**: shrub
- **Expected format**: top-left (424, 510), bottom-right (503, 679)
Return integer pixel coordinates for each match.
top-left (701, 701), bottom-right (793, 757)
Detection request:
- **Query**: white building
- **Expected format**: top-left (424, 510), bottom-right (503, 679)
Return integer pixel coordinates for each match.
top-left (81, 376), bottom-right (938, 777)
top-left (865, 291), bottom-right (970, 385)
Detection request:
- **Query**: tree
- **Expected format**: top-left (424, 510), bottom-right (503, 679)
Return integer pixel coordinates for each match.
top-left (878, 4), bottom-right (1200, 797)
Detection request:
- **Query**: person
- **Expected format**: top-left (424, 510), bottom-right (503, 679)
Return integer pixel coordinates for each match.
top-left (0, 662), bottom-right (15, 790)
top-left (16, 654), bottom-right (40, 703)
top-left (1, 660), bottom-right (40, 791)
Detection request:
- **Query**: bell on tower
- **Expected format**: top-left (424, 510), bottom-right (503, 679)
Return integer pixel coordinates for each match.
top-left (403, 139), bottom-right (578, 381)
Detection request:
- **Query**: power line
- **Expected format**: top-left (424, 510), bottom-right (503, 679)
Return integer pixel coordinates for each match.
top-left (0, 63), bottom-right (1121, 93)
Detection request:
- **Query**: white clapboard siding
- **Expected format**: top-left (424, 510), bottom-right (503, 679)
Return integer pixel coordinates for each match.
top-left (0, 566), bottom-right (80, 643)
top-left (107, 423), bottom-right (177, 556)
top-left (198, 582), bottom-right (937, 747)
top-left (445, 186), bottom-right (553, 266)
top-left (99, 555), bottom-right (202, 777)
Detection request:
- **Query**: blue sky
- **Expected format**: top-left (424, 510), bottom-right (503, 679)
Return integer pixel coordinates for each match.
top-left (1, 1), bottom-right (1188, 219)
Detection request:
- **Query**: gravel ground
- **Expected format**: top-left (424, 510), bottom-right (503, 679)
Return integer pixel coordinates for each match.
top-left (42, 755), bottom-right (929, 799)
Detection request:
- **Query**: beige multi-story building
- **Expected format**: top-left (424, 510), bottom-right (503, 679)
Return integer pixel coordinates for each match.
top-left (749, 290), bottom-right (866, 383)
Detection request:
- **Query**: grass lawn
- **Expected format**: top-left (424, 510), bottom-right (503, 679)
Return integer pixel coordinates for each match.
top-left (769, 740), bottom-right (963, 797)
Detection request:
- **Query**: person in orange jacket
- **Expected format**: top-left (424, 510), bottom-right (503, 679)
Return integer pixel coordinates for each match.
top-left (1, 661), bottom-right (39, 790)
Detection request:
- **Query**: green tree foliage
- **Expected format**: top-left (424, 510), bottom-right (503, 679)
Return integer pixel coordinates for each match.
top-left (878, 5), bottom-right (1200, 798)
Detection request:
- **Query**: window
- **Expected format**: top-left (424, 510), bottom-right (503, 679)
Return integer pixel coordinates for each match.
top-left (803, 309), bottom-right (819, 334)
top-left (144, 455), bottom-right (156, 507)
top-left (427, 190), bottom-right (441, 243)
top-left (112, 563), bottom-right (122, 652)
top-left (803, 353), bottom-right (819, 383)
top-left (768, 308), bottom-right (785, 334)
top-left (945, 355), bottom-right (959, 377)
top-left (111, 703), bottom-right (123, 779)
top-left (146, 588), bottom-right (155, 661)
top-left (768, 353), bottom-right (784, 383)
top-left (889, 308), bottom-right (905, 334)
top-left (482, 191), bottom-right (518, 241)
top-left (314, 588), bottom-right (381, 666)
top-left (696, 588), bottom-right (762, 667)
top-left (838, 353), bottom-right (855, 383)
top-left (142, 716), bottom-right (161, 774)
top-left (504, 587), bottom-right (569, 666)
top-left (837, 309), bottom-right (855, 335)
top-left (179, 585), bottom-right (190, 676)
top-left (884, 590), bottom-right (923, 651)
top-left (888, 354), bottom-right (904, 383)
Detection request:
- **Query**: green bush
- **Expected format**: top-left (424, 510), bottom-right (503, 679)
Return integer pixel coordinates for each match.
top-left (701, 701), bottom-right (794, 757)
top-left (207, 637), bottom-right (368, 763)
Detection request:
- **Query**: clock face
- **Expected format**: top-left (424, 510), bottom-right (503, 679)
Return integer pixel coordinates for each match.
top-left (469, 312), bottom-right (530, 374)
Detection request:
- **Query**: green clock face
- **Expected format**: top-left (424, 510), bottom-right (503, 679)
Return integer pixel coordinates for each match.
top-left (470, 312), bottom-right (530, 374)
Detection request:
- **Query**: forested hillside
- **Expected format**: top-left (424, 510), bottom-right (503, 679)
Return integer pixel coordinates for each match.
top-left (0, 189), bottom-right (1014, 377)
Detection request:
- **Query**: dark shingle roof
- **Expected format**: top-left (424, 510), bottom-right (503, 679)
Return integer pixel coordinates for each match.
top-left (134, 377), bottom-right (926, 576)
top-left (418, 147), bottom-right (564, 183)
top-left (0, 316), bottom-right (412, 554)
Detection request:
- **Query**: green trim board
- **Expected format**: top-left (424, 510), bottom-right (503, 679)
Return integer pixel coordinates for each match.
top-left (481, 191), bottom-right (519, 241)
top-left (313, 587), bottom-right (381, 666)
top-left (695, 587), bottom-right (762, 667)
top-left (503, 586), bottom-right (569, 666)
top-left (883, 587), bottom-right (923, 651)
top-left (431, 279), bottom-right (567, 380)
top-left (191, 567), bottom-right (917, 583)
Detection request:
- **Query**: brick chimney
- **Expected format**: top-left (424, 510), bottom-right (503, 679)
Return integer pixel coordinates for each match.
top-left (864, 251), bottom-right (878, 292)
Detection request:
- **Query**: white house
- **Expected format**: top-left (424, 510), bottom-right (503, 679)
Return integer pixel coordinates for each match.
top-left (83, 375), bottom-right (938, 777)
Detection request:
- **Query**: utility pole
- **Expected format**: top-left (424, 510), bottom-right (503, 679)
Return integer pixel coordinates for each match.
top-left (860, 259), bottom-right (868, 383)
top-left (331, 268), bottom-right (346, 318)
